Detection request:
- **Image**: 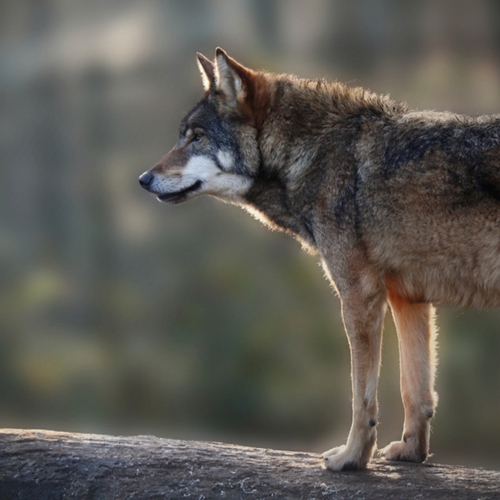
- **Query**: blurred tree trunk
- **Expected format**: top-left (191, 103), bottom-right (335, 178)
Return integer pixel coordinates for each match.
top-left (1, 429), bottom-right (500, 500)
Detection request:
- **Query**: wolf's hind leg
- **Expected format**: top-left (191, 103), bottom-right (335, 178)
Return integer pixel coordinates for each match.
top-left (381, 296), bottom-right (438, 463)
top-left (323, 283), bottom-right (386, 471)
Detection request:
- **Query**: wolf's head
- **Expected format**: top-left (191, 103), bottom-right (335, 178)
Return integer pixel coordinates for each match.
top-left (139, 48), bottom-right (272, 205)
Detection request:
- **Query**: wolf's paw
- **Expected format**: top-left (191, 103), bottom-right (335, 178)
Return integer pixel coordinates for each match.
top-left (380, 440), bottom-right (427, 463)
top-left (322, 445), bottom-right (369, 471)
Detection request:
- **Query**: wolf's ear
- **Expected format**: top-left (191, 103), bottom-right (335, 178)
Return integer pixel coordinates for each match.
top-left (197, 53), bottom-right (215, 91)
top-left (214, 47), bottom-right (250, 108)
top-left (213, 48), bottom-right (271, 128)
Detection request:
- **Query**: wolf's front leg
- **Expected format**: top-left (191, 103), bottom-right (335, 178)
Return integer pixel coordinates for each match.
top-left (323, 283), bottom-right (386, 471)
top-left (381, 296), bottom-right (438, 463)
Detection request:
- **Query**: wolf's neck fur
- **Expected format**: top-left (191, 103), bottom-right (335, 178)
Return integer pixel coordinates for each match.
top-left (244, 75), bottom-right (406, 251)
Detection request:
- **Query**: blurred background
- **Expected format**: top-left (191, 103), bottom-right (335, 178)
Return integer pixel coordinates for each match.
top-left (1, 0), bottom-right (500, 470)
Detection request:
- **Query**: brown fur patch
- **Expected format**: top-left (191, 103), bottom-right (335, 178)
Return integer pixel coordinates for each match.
top-left (239, 71), bottom-right (274, 131)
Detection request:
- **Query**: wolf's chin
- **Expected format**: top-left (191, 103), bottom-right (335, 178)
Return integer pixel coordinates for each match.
top-left (157, 180), bottom-right (203, 203)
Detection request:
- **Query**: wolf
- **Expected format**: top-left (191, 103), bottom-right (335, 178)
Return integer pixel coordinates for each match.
top-left (139, 48), bottom-right (500, 471)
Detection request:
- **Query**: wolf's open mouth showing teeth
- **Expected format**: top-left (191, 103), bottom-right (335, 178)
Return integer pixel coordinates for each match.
top-left (157, 180), bottom-right (203, 203)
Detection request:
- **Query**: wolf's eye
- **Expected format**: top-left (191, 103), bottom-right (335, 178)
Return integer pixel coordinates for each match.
top-left (191, 129), bottom-right (205, 143)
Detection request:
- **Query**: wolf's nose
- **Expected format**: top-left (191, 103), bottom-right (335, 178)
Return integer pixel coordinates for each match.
top-left (139, 171), bottom-right (153, 189)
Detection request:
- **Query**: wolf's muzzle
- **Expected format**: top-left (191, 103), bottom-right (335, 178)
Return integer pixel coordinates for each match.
top-left (139, 171), bottom-right (154, 190)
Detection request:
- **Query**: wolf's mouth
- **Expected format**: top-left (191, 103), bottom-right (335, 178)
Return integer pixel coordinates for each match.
top-left (157, 180), bottom-right (203, 203)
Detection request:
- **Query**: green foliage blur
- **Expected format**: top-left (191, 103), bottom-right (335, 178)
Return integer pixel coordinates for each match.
top-left (1, 0), bottom-right (500, 470)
